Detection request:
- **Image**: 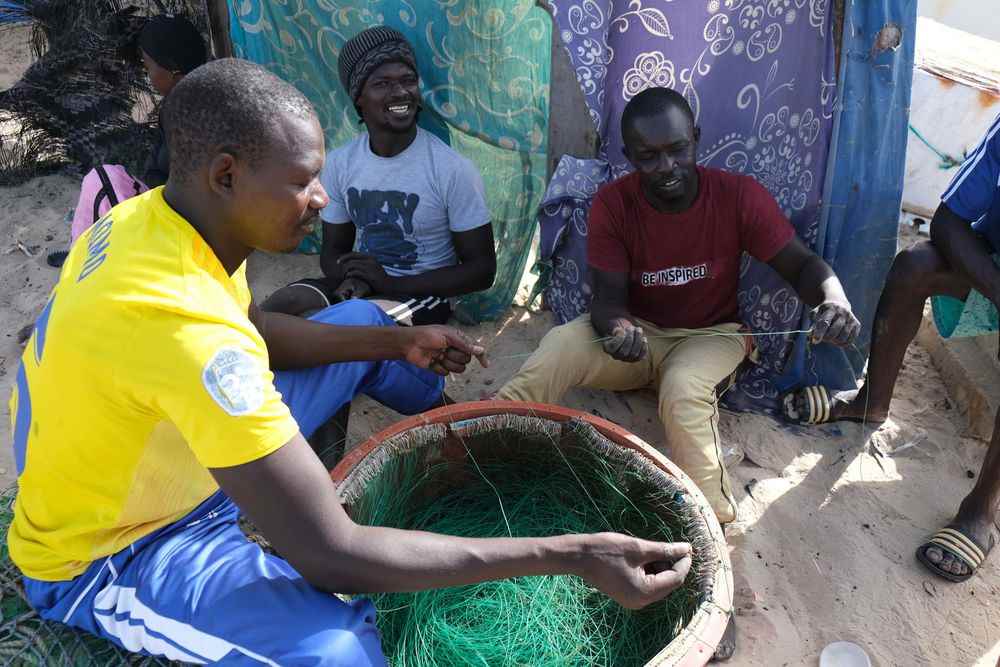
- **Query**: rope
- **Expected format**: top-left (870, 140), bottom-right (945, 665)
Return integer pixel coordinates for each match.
top-left (908, 123), bottom-right (965, 170)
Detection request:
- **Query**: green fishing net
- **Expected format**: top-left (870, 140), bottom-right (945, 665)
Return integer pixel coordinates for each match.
top-left (339, 415), bottom-right (720, 667)
top-left (0, 486), bottom-right (171, 666)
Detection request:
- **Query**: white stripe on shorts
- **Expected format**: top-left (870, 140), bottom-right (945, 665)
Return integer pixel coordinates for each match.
top-left (385, 296), bottom-right (442, 323)
top-left (93, 584), bottom-right (279, 665)
top-left (62, 557), bottom-right (113, 624)
top-left (385, 298), bottom-right (418, 318)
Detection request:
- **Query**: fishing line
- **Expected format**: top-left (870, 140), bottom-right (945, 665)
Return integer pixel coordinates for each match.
top-left (489, 327), bottom-right (816, 361)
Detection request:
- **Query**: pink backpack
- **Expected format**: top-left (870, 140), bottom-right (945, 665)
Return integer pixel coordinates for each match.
top-left (71, 165), bottom-right (148, 242)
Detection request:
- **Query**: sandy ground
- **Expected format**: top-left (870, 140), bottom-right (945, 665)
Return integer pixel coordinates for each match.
top-left (2, 22), bottom-right (999, 667)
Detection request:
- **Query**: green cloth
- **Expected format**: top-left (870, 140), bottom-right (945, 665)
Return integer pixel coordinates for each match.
top-left (931, 254), bottom-right (1000, 339)
top-left (228, 1), bottom-right (551, 323)
top-left (932, 290), bottom-right (999, 339)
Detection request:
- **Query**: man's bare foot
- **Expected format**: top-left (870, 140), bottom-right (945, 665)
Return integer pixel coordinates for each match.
top-left (826, 388), bottom-right (888, 423)
top-left (918, 499), bottom-right (998, 581)
top-left (710, 616), bottom-right (736, 662)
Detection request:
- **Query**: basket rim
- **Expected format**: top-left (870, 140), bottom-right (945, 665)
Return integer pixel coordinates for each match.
top-left (330, 400), bottom-right (733, 667)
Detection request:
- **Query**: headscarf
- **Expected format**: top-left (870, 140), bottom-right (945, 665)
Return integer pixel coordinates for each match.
top-left (139, 15), bottom-right (207, 74)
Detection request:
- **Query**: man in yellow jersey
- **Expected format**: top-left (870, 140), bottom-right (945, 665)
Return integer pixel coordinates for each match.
top-left (8, 59), bottom-right (692, 665)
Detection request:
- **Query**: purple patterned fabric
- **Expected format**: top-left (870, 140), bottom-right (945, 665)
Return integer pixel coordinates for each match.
top-left (540, 0), bottom-right (836, 410)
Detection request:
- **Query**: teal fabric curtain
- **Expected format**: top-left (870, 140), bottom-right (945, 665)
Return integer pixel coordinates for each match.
top-left (229, 1), bottom-right (551, 322)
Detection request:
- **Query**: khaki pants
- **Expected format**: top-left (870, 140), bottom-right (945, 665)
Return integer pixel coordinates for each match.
top-left (497, 314), bottom-right (748, 523)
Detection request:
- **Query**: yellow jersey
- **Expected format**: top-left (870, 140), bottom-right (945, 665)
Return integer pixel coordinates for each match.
top-left (8, 188), bottom-right (299, 581)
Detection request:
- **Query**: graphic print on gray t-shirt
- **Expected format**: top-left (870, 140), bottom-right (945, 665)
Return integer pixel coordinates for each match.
top-left (346, 188), bottom-right (420, 271)
top-left (320, 127), bottom-right (492, 278)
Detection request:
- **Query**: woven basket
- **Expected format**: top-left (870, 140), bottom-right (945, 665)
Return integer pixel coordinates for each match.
top-left (332, 400), bottom-right (733, 667)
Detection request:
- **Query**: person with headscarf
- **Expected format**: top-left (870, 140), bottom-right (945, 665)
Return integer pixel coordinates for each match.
top-left (260, 26), bottom-right (496, 327)
top-left (67, 14), bottom-right (206, 244)
top-left (138, 14), bottom-right (208, 186)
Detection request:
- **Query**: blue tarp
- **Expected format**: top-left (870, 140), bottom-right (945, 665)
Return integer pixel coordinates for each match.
top-left (0, 2), bottom-right (29, 25)
top-left (785, 0), bottom-right (918, 396)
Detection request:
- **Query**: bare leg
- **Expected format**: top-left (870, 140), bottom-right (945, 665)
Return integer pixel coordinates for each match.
top-left (821, 242), bottom-right (970, 422)
top-left (922, 406), bottom-right (1000, 577)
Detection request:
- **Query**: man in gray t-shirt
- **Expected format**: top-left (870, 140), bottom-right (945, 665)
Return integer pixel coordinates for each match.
top-left (263, 26), bottom-right (495, 326)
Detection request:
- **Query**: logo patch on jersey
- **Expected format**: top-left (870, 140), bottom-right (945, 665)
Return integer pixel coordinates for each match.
top-left (641, 263), bottom-right (709, 287)
top-left (202, 348), bottom-right (266, 416)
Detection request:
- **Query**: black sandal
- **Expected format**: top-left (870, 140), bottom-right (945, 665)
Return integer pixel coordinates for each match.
top-left (46, 250), bottom-right (68, 268)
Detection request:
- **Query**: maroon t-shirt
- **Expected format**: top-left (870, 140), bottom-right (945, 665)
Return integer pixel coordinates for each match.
top-left (587, 167), bottom-right (794, 330)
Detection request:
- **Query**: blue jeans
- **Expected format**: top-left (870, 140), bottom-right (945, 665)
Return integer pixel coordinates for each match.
top-left (22, 300), bottom-right (445, 665)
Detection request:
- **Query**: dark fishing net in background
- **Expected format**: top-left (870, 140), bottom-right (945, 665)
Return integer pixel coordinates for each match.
top-left (0, 0), bottom-right (211, 186)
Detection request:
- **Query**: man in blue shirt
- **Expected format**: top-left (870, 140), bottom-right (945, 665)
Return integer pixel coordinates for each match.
top-left (784, 114), bottom-right (1000, 583)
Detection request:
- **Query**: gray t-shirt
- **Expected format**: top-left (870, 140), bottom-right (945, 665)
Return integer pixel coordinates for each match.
top-left (320, 128), bottom-right (491, 277)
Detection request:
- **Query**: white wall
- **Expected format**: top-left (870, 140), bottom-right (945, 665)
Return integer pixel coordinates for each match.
top-left (903, 70), bottom-right (1000, 216)
top-left (918, 0), bottom-right (1000, 42)
top-left (902, 8), bottom-right (1000, 215)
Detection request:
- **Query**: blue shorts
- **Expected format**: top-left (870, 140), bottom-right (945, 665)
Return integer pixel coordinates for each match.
top-left (21, 300), bottom-right (446, 665)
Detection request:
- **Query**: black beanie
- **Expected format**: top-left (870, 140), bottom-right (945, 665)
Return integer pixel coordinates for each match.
top-left (139, 15), bottom-right (207, 75)
top-left (338, 26), bottom-right (417, 102)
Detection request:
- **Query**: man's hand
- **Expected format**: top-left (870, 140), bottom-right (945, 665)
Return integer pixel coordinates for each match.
top-left (403, 325), bottom-right (489, 376)
top-left (339, 253), bottom-right (390, 294)
top-left (577, 535), bottom-right (692, 609)
top-left (810, 300), bottom-right (861, 347)
top-left (602, 319), bottom-right (648, 363)
top-left (332, 277), bottom-right (372, 302)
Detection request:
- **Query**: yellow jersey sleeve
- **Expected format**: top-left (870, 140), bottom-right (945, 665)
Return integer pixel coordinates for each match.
top-left (140, 315), bottom-right (300, 469)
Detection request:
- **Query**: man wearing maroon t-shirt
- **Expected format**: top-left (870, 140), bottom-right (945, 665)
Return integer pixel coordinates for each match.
top-left (500, 88), bottom-right (860, 528)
